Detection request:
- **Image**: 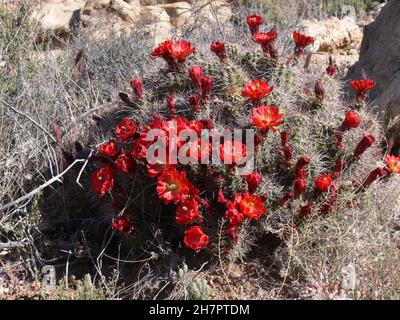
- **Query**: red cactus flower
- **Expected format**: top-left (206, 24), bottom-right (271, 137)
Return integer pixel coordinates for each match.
top-left (279, 191), bottom-right (294, 207)
top-left (190, 95), bottom-right (200, 113)
top-left (336, 111), bottom-right (361, 149)
top-left (294, 157), bottom-right (310, 179)
top-left (282, 145), bottom-right (293, 166)
top-left (91, 165), bottom-right (115, 197)
top-left (130, 79), bottom-right (143, 100)
top-left (326, 65), bottom-right (337, 76)
top-left (254, 30), bottom-right (278, 57)
top-left (254, 30), bottom-right (278, 46)
top-left (363, 167), bottom-right (388, 188)
top-left (349, 79), bottom-right (376, 102)
top-left (112, 216), bottom-right (132, 233)
top-left (293, 177), bottom-right (307, 196)
top-left (326, 56), bottom-right (337, 76)
top-left (300, 203), bottom-right (313, 217)
top-left (176, 199), bottom-right (201, 225)
top-left (147, 162), bottom-right (175, 178)
top-left (188, 120), bottom-right (205, 135)
top-left (181, 138), bottom-right (211, 163)
top-left (332, 159), bottom-right (346, 179)
top-left (218, 189), bottom-right (228, 204)
top-left (340, 111), bottom-right (361, 131)
top-left (198, 198), bottom-right (210, 211)
top-left (151, 39), bottom-right (194, 67)
top-left (114, 151), bottom-right (135, 173)
top-left (130, 141), bottom-right (147, 161)
top-left (354, 134), bottom-right (375, 158)
top-left (385, 154), bottom-right (400, 173)
top-left (219, 140), bottom-right (247, 166)
top-left (247, 14), bottom-right (263, 36)
top-left (185, 183), bottom-right (200, 202)
top-left (156, 168), bottom-right (191, 204)
top-left (169, 40), bottom-right (195, 63)
top-left (200, 76), bottom-right (213, 101)
top-left (280, 131), bottom-right (289, 146)
top-left (167, 95), bottom-right (177, 117)
top-left (293, 31), bottom-right (315, 57)
top-left (210, 40), bottom-right (227, 63)
top-left (280, 130), bottom-right (292, 164)
top-left (313, 174), bottom-right (333, 193)
top-left (189, 66), bottom-right (204, 90)
top-left (151, 39), bottom-right (173, 59)
top-left (294, 157), bottom-right (311, 172)
top-left (98, 139), bottom-right (118, 157)
top-left (251, 105), bottom-right (284, 133)
top-left (199, 119), bottom-right (214, 130)
top-left (315, 79), bottom-right (324, 101)
top-left (225, 203), bottom-right (245, 227)
top-left (227, 225), bottom-right (239, 242)
top-left (237, 193), bottom-right (266, 220)
top-left (245, 172), bottom-right (262, 193)
top-left (115, 118), bottom-right (136, 142)
top-left (242, 80), bottom-right (273, 104)
top-left (223, 192), bottom-right (266, 241)
top-left (183, 226), bottom-right (209, 252)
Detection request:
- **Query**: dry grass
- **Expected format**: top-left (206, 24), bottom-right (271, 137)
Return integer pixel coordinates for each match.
top-left (0, 1), bottom-right (399, 300)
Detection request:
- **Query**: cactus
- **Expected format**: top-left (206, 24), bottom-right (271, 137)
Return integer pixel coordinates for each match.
top-left (189, 277), bottom-right (211, 300)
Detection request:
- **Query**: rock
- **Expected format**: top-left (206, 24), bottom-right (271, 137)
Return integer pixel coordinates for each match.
top-left (31, 0), bottom-right (86, 37)
top-left (81, 0), bottom-right (141, 23)
top-left (311, 53), bottom-right (359, 74)
top-left (300, 16), bottom-right (363, 55)
top-left (345, 0), bottom-right (400, 142)
top-left (141, 0), bottom-right (179, 4)
top-left (110, 0), bottom-right (141, 22)
top-left (359, 1), bottom-right (386, 26)
top-left (191, 0), bottom-right (232, 25)
top-left (159, 2), bottom-right (192, 28)
top-left (141, 6), bottom-right (173, 44)
top-left (80, 0), bottom-right (142, 40)
top-left (301, 16), bottom-right (362, 75)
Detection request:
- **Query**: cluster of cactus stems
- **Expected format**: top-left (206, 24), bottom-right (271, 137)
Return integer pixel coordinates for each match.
top-left (88, 13), bottom-right (400, 253)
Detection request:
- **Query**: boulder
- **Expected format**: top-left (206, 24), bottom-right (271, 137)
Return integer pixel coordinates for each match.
top-left (345, 0), bottom-right (400, 142)
top-left (191, 0), bottom-right (232, 25)
top-left (31, 0), bottom-right (86, 37)
top-left (141, 5), bottom-right (174, 44)
top-left (159, 2), bottom-right (193, 28)
top-left (300, 16), bottom-right (363, 55)
top-left (345, 0), bottom-right (400, 141)
top-left (79, 0), bottom-right (142, 40)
